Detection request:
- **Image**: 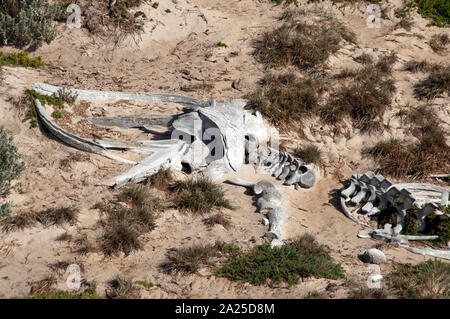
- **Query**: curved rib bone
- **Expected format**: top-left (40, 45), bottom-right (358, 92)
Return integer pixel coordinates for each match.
top-left (34, 99), bottom-right (135, 164)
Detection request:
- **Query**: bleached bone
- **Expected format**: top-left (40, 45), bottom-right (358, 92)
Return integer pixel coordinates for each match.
top-left (87, 114), bottom-right (175, 129)
top-left (225, 178), bottom-right (289, 245)
top-left (371, 224), bottom-right (438, 243)
top-left (34, 82), bottom-right (318, 190)
top-left (399, 245), bottom-right (450, 260)
top-left (265, 207), bottom-right (290, 240)
top-left (340, 171), bottom-right (450, 237)
top-left (113, 141), bottom-right (189, 188)
top-left (34, 99), bottom-right (135, 164)
top-left (33, 82), bottom-right (209, 107)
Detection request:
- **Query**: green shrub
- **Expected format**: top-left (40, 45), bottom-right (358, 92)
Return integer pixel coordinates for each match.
top-left (245, 73), bottom-right (320, 125)
top-left (215, 235), bottom-right (344, 286)
top-left (51, 110), bottom-right (62, 119)
top-left (0, 126), bottom-right (26, 197)
top-left (387, 259), bottom-right (449, 299)
top-left (98, 185), bottom-right (161, 256)
top-left (0, 0), bottom-right (65, 49)
top-left (0, 202), bottom-right (12, 217)
top-left (293, 144), bottom-right (323, 165)
top-left (414, 0), bottom-right (450, 27)
top-left (172, 177), bottom-right (234, 215)
top-left (322, 55), bottom-right (397, 131)
top-left (376, 204), bottom-right (398, 228)
top-left (25, 287), bottom-right (102, 299)
top-left (0, 52), bottom-right (44, 70)
top-left (254, 17), bottom-right (355, 70)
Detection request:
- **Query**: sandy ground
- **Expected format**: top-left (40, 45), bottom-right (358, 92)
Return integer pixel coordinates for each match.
top-left (0, 0), bottom-right (448, 298)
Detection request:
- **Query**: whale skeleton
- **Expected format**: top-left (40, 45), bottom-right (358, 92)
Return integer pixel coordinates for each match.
top-left (32, 82), bottom-right (318, 190)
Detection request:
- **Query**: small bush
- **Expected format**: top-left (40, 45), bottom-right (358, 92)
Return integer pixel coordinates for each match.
top-left (51, 110), bottom-right (62, 119)
top-left (245, 73), bottom-right (320, 125)
top-left (0, 202), bottom-right (12, 218)
top-left (347, 287), bottom-right (391, 299)
top-left (414, 0), bottom-right (450, 27)
top-left (254, 17), bottom-right (355, 70)
top-left (1, 211), bottom-right (36, 232)
top-left (0, 0), bottom-right (65, 49)
top-left (203, 213), bottom-right (231, 229)
top-left (414, 65), bottom-right (450, 100)
top-left (25, 287), bottom-right (101, 299)
top-left (147, 167), bottom-right (173, 191)
top-left (322, 55), bottom-right (397, 131)
top-left (54, 86), bottom-right (78, 105)
top-left (387, 259), bottom-right (449, 299)
top-left (429, 33), bottom-right (449, 52)
top-left (106, 276), bottom-right (135, 299)
top-left (0, 52), bottom-right (44, 70)
top-left (98, 185), bottom-right (160, 256)
top-left (216, 41), bottom-right (228, 48)
top-left (404, 60), bottom-right (436, 73)
top-left (365, 120), bottom-right (450, 178)
top-left (35, 206), bottom-right (79, 227)
top-left (293, 144), bottom-right (323, 165)
top-left (424, 211), bottom-right (450, 247)
top-left (272, 0), bottom-right (298, 6)
top-left (216, 234), bottom-right (344, 286)
top-left (376, 204), bottom-right (398, 228)
top-left (172, 177), bottom-right (234, 215)
top-left (100, 206), bottom-right (150, 256)
top-left (162, 243), bottom-right (219, 274)
top-left (0, 126), bottom-right (26, 197)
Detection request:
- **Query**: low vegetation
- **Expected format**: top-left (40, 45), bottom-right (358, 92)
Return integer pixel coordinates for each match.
top-left (216, 234), bottom-right (344, 286)
top-left (98, 185), bottom-right (161, 256)
top-left (366, 103), bottom-right (449, 179)
top-left (293, 144), bottom-right (323, 166)
top-left (253, 14), bottom-right (355, 70)
top-left (106, 276), bottom-right (135, 299)
top-left (25, 287), bottom-right (102, 299)
top-left (414, 65), bottom-right (450, 100)
top-left (1, 206), bottom-right (79, 232)
top-left (387, 259), bottom-right (449, 299)
top-left (162, 235), bottom-right (344, 287)
top-left (404, 60), bottom-right (436, 73)
top-left (429, 33), bottom-right (449, 53)
top-left (162, 243), bottom-right (222, 274)
top-left (375, 201), bottom-right (450, 247)
top-left (247, 53), bottom-right (396, 132)
top-left (146, 167), bottom-right (173, 191)
top-left (203, 213), bottom-right (231, 229)
top-left (172, 177), bottom-right (234, 215)
top-left (0, 52), bottom-right (44, 70)
top-left (0, 126), bottom-right (26, 217)
top-left (0, 0), bottom-right (66, 49)
top-left (414, 0), bottom-right (450, 27)
top-left (347, 287), bottom-right (391, 299)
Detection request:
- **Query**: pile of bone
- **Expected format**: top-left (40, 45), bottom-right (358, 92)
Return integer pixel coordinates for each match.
top-left (340, 171), bottom-right (450, 260)
top-left (340, 171), bottom-right (449, 231)
top-left (245, 139), bottom-right (316, 189)
top-left (226, 179), bottom-right (290, 247)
